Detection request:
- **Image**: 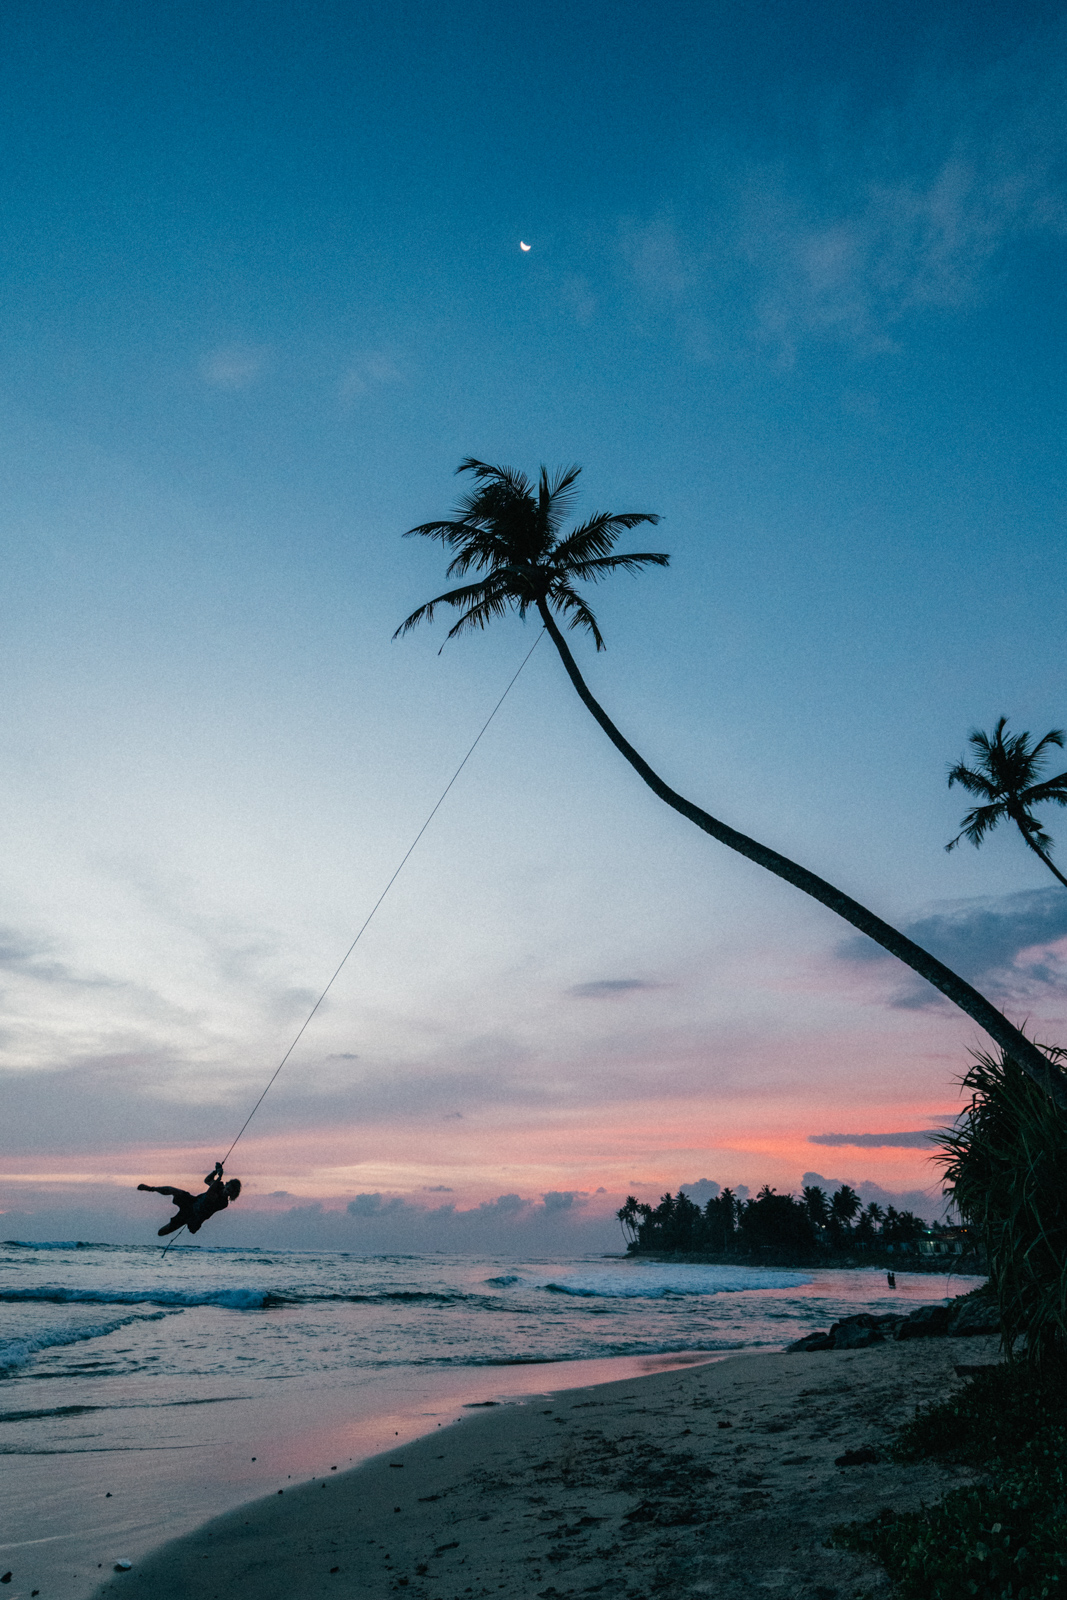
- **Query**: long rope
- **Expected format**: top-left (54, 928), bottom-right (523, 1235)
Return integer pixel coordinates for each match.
top-left (216, 629), bottom-right (545, 1169)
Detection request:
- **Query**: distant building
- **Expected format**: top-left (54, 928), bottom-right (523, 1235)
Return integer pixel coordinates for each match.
top-left (917, 1226), bottom-right (970, 1257)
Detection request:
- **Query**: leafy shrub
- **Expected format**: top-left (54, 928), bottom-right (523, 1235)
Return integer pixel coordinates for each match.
top-left (893, 1362), bottom-right (1067, 1465)
top-left (838, 1431), bottom-right (1067, 1600)
top-left (835, 1364), bottom-right (1067, 1598)
top-left (938, 1047), bottom-right (1067, 1369)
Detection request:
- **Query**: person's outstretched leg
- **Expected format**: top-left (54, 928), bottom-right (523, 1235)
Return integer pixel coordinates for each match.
top-left (139, 1185), bottom-right (192, 1201)
top-left (158, 1216), bottom-right (190, 1236)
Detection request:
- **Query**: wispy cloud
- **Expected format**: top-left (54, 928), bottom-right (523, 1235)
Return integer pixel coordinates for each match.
top-left (570, 978), bottom-right (661, 999)
top-left (198, 344), bottom-right (270, 389)
top-left (339, 350), bottom-right (406, 401)
top-left (809, 1130), bottom-right (944, 1149)
top-left (0, 925), bottom-right (120, 990)
top-left (621, 20), bottom-right (1067, 360)
top-left (560, 275), bottom-right (598, 326)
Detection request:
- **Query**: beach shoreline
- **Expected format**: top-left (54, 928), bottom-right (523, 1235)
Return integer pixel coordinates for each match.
top-left (89, 1332), bottom-right (1000, 1600)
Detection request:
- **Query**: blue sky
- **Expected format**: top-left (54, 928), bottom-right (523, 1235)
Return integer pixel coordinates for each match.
top-left (2, 0), bottom-right (1066, 1245)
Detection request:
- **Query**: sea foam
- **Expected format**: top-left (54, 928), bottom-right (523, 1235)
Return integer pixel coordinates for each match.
top-left (0, 1286), bottom-right (281, 1310)
top-left (0, 1309), bottom-right (171, 1372)
top-left (537, 1265), bottom-right (813, 1298)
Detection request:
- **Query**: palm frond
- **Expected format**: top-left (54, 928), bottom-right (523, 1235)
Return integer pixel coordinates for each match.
top-left (456, 458), bottom-right (534, 499)
top-left (967, 720), bottom-right (1008, 762)
top-left (553, 512), bottom-right (662, 566)
top-left (548, 581), bottom-right (606, 651)
top-left (403, 518), bottom-right (479, 544)
top-left (945, 801), bottom-right (1009, 851)
top-left (538, 464), bottom-right (583, 535)
top-left (443, 588), bottom-right (516, 639)
top-left (1021, 774), bottom-right (1067, 808)
top-left (1016, 813), bottom-right (1056, 853)
top-left (445, 533), bottom-right (515, 578)
top-left (392, 579), bottom-right (507, 638)
top-left (567, 551), bottom-right (671, 582)
top-left (1029, 728), bottom-right (1066, 761)
top-left (947, 761), bottom-right (999, 799)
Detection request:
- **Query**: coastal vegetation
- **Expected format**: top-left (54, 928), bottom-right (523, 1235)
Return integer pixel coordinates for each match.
top-left (938, 1046), bottom-right (1067, 1370)
top-left (834, 1363), bottom-right (1067, 1598)
top-left (616, 1184), bottom-right (934, 1262)
top-left (395, 458), bottom-right (1066, 1111)
top-left (829, 1051), bottom-right (1067, 1596)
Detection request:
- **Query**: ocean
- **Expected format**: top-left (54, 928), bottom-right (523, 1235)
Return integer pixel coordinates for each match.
top-left (0, 1240), bottom-right (983, 1600)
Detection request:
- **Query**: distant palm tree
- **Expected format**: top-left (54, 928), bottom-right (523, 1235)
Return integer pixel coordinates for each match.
top-left (802, 1185), bottom-right (830, 1231)
top-left (947, 717), bottom-right (1067, 889)
top-left (395, 459), bottom-right (1066, 1110)
top-left (829, 1184), bottom-right (861, 1230)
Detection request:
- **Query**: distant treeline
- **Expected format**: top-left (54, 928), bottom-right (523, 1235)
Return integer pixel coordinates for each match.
top-left (618, 1184), bottom-right (939, 1258)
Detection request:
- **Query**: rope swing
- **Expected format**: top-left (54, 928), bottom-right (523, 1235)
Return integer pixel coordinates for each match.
top-left (157, 631), bottom-right (544, 1253)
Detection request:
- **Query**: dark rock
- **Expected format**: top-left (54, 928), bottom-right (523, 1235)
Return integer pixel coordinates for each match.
top-left (834, 1447), bottom-right (879, 1466)
top-left (717, 1419), bottom-right (734, 1426)
top-left (830, 1318), bottom-right (884, 1350)
top-left (787, 1331), bottom-right (833, 1352)
top-left (895, 1304), bottom-right (952, 1340)
top-left (948, 1295), bottom-right (1000, 1336)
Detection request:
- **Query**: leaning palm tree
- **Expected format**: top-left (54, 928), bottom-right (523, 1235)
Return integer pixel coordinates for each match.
top-left (947, 717), bottom-right (1067, 889)
top-left (394, 459), bottom-right (1066, 1109)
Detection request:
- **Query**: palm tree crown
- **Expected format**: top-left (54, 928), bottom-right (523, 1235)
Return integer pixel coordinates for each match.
top-left (947, 717), bottom-right (1067, 889)
top-left (394, 459), bottom-right (668, 651)
top-left (395, 460), bottom-right (1067, 1110)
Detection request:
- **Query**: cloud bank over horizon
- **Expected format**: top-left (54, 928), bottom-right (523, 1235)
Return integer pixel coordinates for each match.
top-left (2, 1165), bottom-right (950, 1252)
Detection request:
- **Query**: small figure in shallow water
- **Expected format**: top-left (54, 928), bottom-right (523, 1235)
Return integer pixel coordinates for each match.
top-left (887, 1270), bottom-right (896, 1288)
top-left (138, 1164), bottom-right (241, 1236)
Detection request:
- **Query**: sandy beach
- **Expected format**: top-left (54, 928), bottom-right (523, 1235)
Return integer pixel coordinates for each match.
top-left (89, 1332), bottom-right (998, 1600)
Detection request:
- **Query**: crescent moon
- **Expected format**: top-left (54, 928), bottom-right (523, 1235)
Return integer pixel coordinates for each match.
top-left (519, 240), bottom-right (531, 251)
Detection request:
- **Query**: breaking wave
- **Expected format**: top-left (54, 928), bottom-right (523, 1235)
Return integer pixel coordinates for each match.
top-left (0, 1286), bottom-right (285, 1310)
top-left (538, 1266), bottom-right (812, 1299)
top-left (0, 1310), bottom-right (172, 1373)
top-left (0, 1286), bottom-right (497, 1312)
top-left (2, 1240), bottom-right (112, 1251)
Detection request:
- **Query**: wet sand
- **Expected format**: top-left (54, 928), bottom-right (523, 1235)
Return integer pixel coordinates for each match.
top-left (89, 1334), bottom-right (998, 1600)
top-left (0, 1350), bottom-right (713, 1600)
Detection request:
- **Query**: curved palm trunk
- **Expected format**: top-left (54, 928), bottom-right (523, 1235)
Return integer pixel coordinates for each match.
top-left (537, 602), bottom-right (1067, 1110)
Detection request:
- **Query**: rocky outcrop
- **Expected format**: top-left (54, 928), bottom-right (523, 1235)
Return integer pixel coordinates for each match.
top-left (787, 1291), bottom-right (1000, 1353)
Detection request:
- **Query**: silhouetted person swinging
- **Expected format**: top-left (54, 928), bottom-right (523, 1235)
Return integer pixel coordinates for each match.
top-left (138, 1163), bottom-right (242, 1236)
